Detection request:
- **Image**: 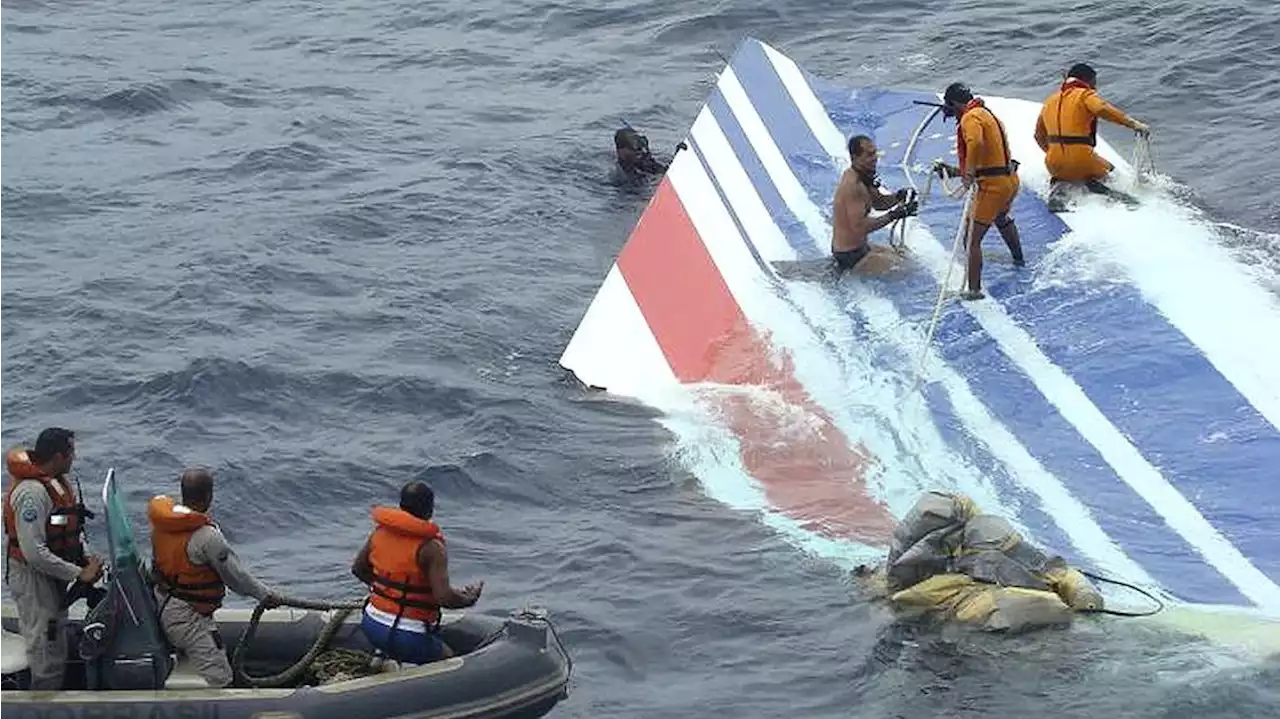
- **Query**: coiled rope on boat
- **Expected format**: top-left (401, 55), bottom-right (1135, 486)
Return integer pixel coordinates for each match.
top-left (230, 593), bottom-right (367, 688)
top-left (229, 598), bottom-right (575, 688)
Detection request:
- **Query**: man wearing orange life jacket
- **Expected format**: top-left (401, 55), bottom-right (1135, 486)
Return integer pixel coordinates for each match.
top-left (352, 481), bottom-right (483, 664)
top-left (3, 427), bottom-right (104, 690)
top-left (149, 468), bottom-right (282, 687)
top-left (1035, 63), bottom-right (1150, 210)
top-left (933, 82), bottom-right (1027, 301)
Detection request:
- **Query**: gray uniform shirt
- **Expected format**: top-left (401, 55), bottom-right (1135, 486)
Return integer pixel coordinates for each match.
top-left (183, 524), bottom-right (272, 601)
top-left (8, 479), bottom-right (82, 584)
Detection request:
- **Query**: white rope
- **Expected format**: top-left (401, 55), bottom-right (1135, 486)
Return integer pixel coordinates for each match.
top-left (895, 104), bottom-right (977, 389)
top-left (914, 184), bottom-right (977, 385)
top-left (1130, 133), bottom-right (1155, 190)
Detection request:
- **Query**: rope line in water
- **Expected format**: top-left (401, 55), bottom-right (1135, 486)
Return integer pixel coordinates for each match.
top-left (1078, 570), bottom-right (1165, 618)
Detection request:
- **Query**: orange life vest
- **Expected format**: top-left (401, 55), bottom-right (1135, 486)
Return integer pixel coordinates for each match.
top-left (366, 506), bottom-right (444, 626)
top-left (956, 98), bottom-right (1015, 179)
top-left (148, 494), bottom-right (226, 615)
top-left (3, 446), bottom-right (85, 566)
top-left (1041, 78), bottom-right (1099, 147)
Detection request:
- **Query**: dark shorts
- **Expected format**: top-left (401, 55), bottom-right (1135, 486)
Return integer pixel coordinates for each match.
top-left (833, 245), bottom-right (870, 271)
top-left (361, 610), bottom-right (447, 664)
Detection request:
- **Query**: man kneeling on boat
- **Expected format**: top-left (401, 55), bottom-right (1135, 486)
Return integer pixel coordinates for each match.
top-left (352, 481), bottom-right (483, 664)
top-left (831, 134), bottom-right (918, 274)
top-left (149, 468), bottom-right (285, 687)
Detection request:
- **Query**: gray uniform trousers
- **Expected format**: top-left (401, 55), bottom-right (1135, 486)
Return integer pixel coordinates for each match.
top-left (155, 588), bottom-right (233, 688)
top-left (8, 560), bottom-right (68, 690)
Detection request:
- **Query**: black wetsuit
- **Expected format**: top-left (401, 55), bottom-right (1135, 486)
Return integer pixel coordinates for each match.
top-left (620, 154), bottom-right (667, 177)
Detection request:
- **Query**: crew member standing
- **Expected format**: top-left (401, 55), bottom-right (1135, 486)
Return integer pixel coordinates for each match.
top-left (935, 82), bottom-right (1026, 300)
top-left (3, 428), bottom-right (103, 690)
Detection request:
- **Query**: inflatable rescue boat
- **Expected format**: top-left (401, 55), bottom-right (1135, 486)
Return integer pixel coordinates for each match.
top-left (1, 469), bottom-right (573, 718)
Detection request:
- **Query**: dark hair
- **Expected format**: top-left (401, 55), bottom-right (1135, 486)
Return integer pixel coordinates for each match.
top-left (943, 82), bottom-right (973, 106)
top-left (400, 481), bottom-right (435, 520)
top-left (180, 468), bottom-right (214, 507)
top-left (847, 135), bottom-right (873, 158)
top-left (615, 128), bottom-right (647, 151)
top-left (1067, 63), bottom-right (1096, 85)
top-left (30, 427), bottom-right (75, 464)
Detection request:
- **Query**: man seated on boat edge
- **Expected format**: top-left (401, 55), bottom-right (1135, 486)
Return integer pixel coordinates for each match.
top-left (149, 468), bottom-right (285, 688)
top-left (831, 134), bottom-right (918, 274)
top-left (352, 480), bottom-right (483, 664)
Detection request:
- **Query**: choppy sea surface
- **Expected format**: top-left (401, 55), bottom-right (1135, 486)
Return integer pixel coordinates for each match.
top-left (3, 0), bottom-right (1279, 715)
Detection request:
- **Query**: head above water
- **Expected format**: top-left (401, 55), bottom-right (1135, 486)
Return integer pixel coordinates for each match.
top-left (30, 427), bottom-right (75, 476)
top-left (400, 481), bottom-right (435, 521)
top-left (847, 134), bottom-right (877, 176)
top-left (941, 82), bottom-right (973, 117)
top-left (1066, 62), bottom-right (1097, 87)
top-left (180, 468), bottom-right (214, 513)
top-left (614, 127), bottom-right (652, 169)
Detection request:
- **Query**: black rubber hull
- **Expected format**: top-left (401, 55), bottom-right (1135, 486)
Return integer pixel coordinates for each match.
top-left (2, 604), bottom-right (572, 719)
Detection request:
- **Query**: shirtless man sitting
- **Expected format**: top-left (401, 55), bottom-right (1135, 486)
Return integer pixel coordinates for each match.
top-left (832, 134), bottom-right (918, 274)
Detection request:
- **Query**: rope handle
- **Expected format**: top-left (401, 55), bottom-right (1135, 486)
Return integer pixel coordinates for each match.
top-left (1130, 133), bottom-right (1156, 190)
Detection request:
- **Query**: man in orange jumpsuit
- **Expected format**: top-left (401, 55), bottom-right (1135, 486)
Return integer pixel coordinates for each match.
top-left (934, 83), bottom-right (1025, 301)
top-left (1034, 63), bottom-right (1150, 211)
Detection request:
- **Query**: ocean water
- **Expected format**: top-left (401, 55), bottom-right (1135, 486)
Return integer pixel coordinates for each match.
top-left (3, 0), bottom-right (1278, 716)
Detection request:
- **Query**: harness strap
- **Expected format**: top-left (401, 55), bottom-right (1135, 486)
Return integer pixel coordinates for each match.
top-left (370, 584), bottom-right (438, 611)
top-left (1047, 135), bottom-right (1094, 145)
top-left (966, 106), bottom-right (1018, 179)
top-left (152, 566), bottom-right (224, 610)
top-left (371, 574), bottom-right (433, 593)
top-left (152, 564), bottom-right (223, 591)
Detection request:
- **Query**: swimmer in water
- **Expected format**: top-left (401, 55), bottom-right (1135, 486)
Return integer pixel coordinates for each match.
top-left (614, 127), bottom-right (685, 178)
